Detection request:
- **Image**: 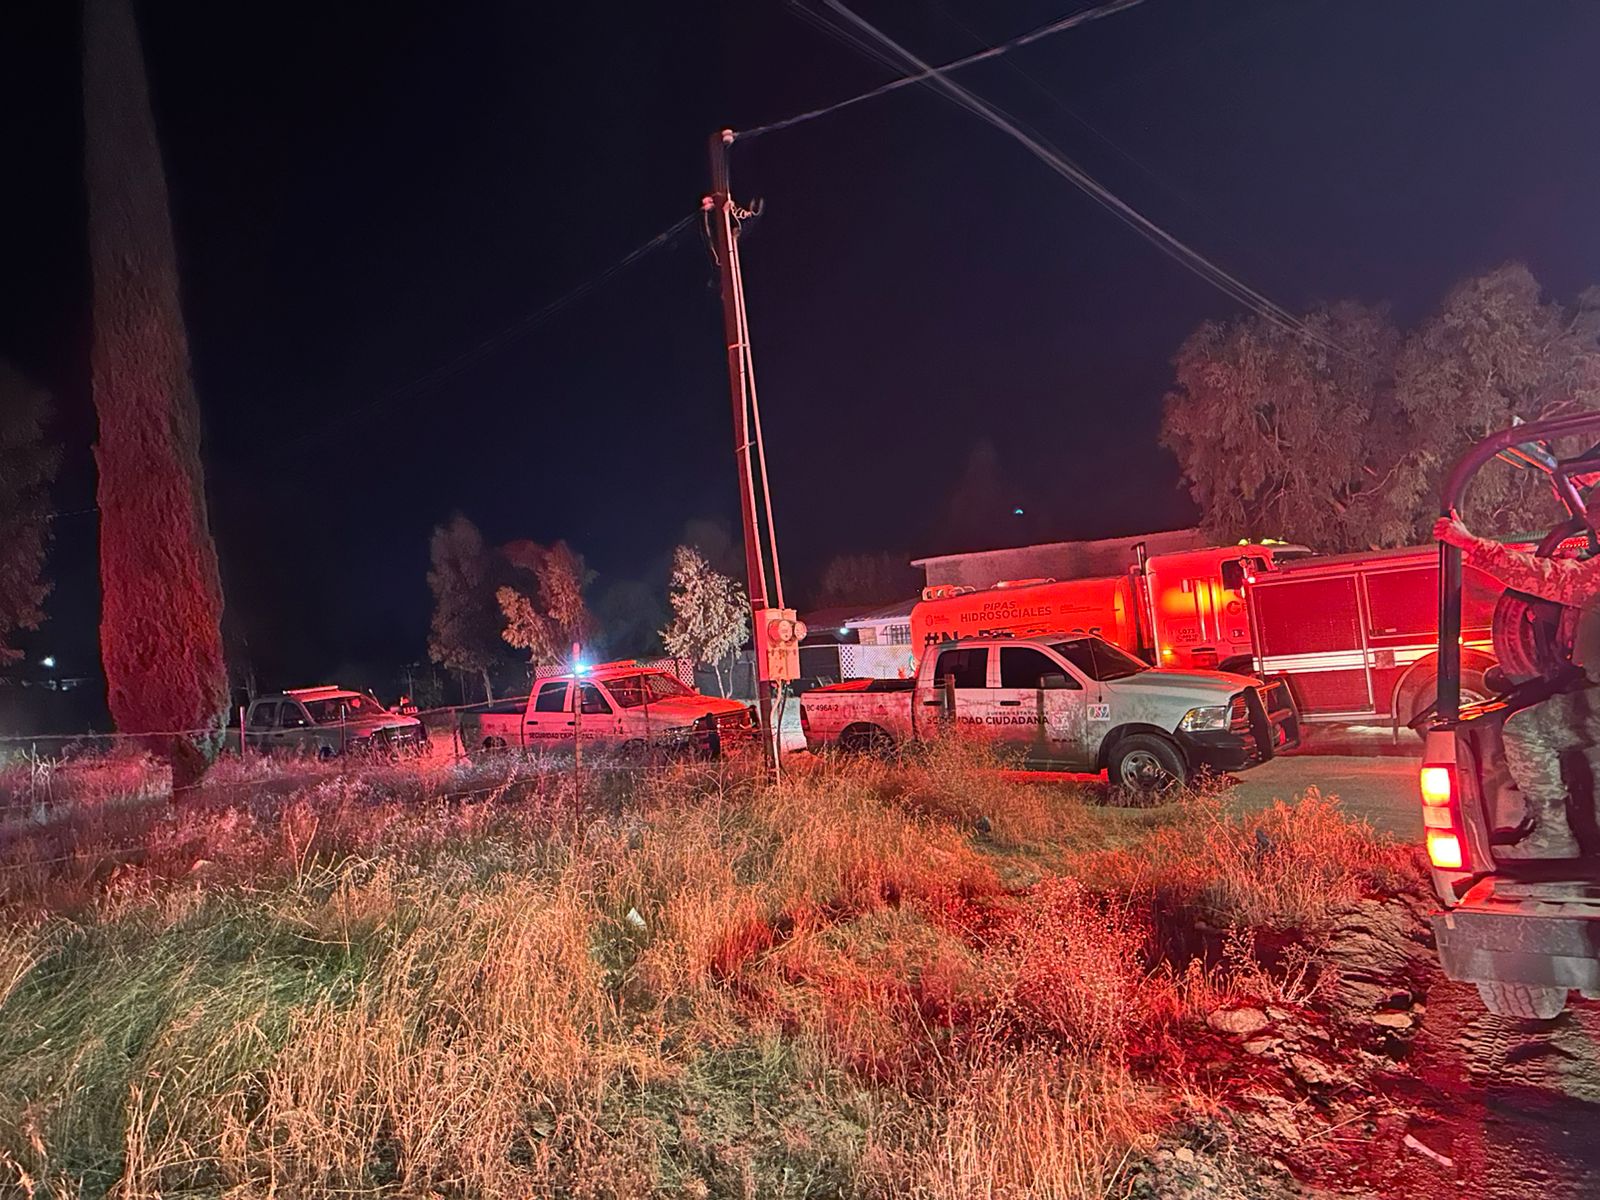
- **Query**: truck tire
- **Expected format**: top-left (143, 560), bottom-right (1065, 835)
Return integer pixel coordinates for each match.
top-left (1475, 980), bottom-right (1567, 1021)
top-left (481, 736), bottom-right (508, 754)
top-left (1109, 734), bottom-right (1187, 793)
top-left (839, 724), bottom-right (895, 756)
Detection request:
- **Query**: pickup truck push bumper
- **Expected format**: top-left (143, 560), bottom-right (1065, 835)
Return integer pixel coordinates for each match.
top-left (1177, 682), bottom-right (1301, 773)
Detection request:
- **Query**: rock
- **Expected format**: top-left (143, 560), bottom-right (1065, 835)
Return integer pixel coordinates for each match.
top-left (1372, 1010), bottom-right (1414, 1029)
top-left (1289, 1052), bottom-right (1341, 1086)
top-left (1174, 1146), bottom-right (1196, 1164)
top-left (1243, 1036), bottom-right (1282, 1056)
top-left (1265, 1006), bottom-right (1290, 1021)
top-left (1208, 1006), bottom-right (1272, 1036)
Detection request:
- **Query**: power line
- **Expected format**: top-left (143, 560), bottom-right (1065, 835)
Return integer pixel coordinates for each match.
top-left (740, 0), bottom-right (1148, 140)
top-left (805, 0), bottom-right (1347, 355)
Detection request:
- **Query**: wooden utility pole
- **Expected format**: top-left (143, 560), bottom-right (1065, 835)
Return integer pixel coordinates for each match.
top-left (705, 129), bottom-right (780, 774)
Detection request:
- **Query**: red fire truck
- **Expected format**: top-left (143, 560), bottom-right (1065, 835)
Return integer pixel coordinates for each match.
top-left (1244, 547), bottom-right (1501, 730)
top-left (910, 542), bottom-right (1307, 674)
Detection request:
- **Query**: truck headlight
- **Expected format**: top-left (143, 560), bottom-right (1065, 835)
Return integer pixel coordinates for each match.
top-left (1179, 705), bottom-right (1229, 732)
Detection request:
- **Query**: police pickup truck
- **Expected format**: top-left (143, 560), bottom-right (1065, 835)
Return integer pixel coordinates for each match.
top-left (798, 634), bottom-right (1299, 789)
top-left (458, 660), bottom-right (754, 758)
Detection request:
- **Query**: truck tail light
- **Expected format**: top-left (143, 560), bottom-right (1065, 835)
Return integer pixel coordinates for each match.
top-left (1419, 765), bottom-right (1452, 807)
top-left (1418, 762), bottom-right (1469, 870)
top-left (799, 704), bottom-right (809, 735)
top-left (1425, 831), bottom-right (1465, 871)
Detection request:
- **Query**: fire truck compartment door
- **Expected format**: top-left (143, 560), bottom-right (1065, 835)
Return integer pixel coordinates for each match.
top-left (1252, 574), bottom-right (1374, 716)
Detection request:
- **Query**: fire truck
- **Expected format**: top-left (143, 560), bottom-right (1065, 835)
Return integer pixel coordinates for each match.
top-left (910, 542), bottom-right (1307, 674)
top-left (908, 539), bottom-right (1506, 733)
top-left (1243, 547), bottom-right (1500, 729)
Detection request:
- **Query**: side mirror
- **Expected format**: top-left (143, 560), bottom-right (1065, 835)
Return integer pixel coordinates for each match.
top-left (1040, 674), bottom-right (1070, 691)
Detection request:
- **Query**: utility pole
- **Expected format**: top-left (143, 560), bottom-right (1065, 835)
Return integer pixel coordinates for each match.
top-left (705, 129), bottom-right (782, 775)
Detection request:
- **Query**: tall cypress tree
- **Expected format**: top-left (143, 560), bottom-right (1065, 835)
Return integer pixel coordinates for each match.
top-left (83, 0), bottom-right (228, 791)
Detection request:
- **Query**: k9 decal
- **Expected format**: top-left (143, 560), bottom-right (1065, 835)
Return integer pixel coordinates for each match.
top-left (1088, 704), bottom-right (1111, 721)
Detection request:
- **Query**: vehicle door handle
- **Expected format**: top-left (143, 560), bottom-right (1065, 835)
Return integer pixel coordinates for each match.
top-left (921, 700), bottom-right (943, 707)
top-left (998, 700), bottom-right (1022, 707)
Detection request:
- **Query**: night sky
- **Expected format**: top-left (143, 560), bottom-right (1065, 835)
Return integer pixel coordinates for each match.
top-left (5, 0), bottom-right (1600, 697)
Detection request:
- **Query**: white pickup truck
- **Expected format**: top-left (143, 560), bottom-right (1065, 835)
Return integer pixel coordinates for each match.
top-left (799, 634), bottom-right (1299, 788)
top-left (458, 660), bottom-right (754, 758)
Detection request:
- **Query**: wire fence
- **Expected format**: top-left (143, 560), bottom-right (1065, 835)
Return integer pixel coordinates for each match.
top-left (0, 750), bottom-right (741, 878)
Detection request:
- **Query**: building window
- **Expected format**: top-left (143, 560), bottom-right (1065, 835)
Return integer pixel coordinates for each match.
top-left (886, 623), bottom-right (911, 645)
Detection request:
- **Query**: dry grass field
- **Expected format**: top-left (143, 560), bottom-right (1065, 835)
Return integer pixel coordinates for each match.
top-left (0, 740), bottom-right (1423, 1199)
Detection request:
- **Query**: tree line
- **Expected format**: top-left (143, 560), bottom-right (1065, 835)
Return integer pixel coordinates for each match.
top-left (1162, 262), bottom-right (1600, 553)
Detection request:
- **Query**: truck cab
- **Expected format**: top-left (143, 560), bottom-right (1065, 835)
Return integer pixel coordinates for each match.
top-left (458, 661), bottom-right (754, 758)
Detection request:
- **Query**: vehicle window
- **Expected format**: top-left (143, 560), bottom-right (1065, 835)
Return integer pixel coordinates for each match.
top-left (606, 675), bottom-right (646, 708)
top-left (279, 702), bottom-right (309, 728)
top-left (579, 684), bottom-right (611, 715)
top-left (1000, 647), bottom-right (1063, 689)
top-left (303, 693), bottom-right (387, 724)
top-left (931, 646), bottom-right (988, 689)
top-left (249, 700), bottom-right (278, 729)
top-left (533, 681), bottom-right (570, 712)
top-left (643, 672), bottom-right (693, 700)
top-left (1049, 637), bottom-right (1148, 682)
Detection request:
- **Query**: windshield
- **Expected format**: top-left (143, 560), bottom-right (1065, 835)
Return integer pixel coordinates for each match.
top-left (303, 693), bottom-right (389, 724)
top-left (1049, 637), bottom-right (1149, 682)
top-left (604, 672), bottom-right (695, 709)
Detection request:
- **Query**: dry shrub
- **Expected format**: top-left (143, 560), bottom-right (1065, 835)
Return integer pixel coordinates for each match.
top-left (868, 1046), bottom-right (1161, 1200)
top-left (1078, 787), bottom-right (1421, 931)
top-left (995, 877), bottom-right (1160, 1050)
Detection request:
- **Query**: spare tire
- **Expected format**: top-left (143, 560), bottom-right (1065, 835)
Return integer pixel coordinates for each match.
top-left (1492, 590), bottom-right (1571, 681)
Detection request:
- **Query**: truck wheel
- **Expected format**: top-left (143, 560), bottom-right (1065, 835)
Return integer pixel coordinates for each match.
top-left (840, 725), bottom-right (894, 756)
top-left (316, 744), bottom-right (337, 762)
top-left (1475, 981), bottom-right (1567, 1021)
top-left (481, 736), bottom-right (507, 754)
top-left (1109, 734), bottom-right (1187, 793)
